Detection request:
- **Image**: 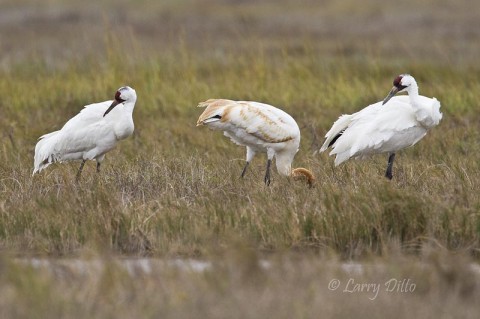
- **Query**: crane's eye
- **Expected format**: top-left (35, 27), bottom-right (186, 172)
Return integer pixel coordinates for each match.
top-left (211, 115), bottom-right (222, 119)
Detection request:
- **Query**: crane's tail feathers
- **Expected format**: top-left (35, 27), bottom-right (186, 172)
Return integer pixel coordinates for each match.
top-left (38, 131), bottom-right (58, 140)
top-left (291, 168), bottom-right (315, 188)
top-left (319, 114), bottom-right (353, 152)
top-left (32, 155), bottom-right (58, 175)
top-left (333, 151), bottom-right (351, 167)
top-left (33, 131), bottom-right (60, 175)
top-left (318, 144), bottom-right (329, 153)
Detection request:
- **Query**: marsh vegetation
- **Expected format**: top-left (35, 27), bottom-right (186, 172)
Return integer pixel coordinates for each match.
top-left (1, 0), bottom-right (480, 317)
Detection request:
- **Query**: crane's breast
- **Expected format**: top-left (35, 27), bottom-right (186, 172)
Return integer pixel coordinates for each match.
top-left (115, 120), bottom-right (134, 140)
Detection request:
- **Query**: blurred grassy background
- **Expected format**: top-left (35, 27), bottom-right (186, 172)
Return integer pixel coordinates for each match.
top-left (1, 0), bottom-right (480, 317)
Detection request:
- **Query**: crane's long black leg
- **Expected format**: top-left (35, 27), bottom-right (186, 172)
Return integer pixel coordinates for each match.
top-left (76, 160), bottom-right (86, 182)
top-left (96, 162), bottom-right (101, 173)
top-left (385, 153), bottom-right (396, 180)
top-left (240, 162), bottom-right (249, 178)
top-left (264, 159), bottom-right (272, 186)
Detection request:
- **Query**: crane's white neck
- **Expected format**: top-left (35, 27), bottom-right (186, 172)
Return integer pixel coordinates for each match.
top-left (405, 81), bottom-right (420, 109)
top-left (404, 79), bottom-right (435, 128)
top-left (117, 100), bottom-right (136, 116)
top-left (275, 152), bottom-right (295, 176)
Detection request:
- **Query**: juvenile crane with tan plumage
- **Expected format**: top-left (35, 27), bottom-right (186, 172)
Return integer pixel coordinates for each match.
top-left (197, 99), bottom-right (314, 186)
top-left (319, 74), bottom-right (442, 179)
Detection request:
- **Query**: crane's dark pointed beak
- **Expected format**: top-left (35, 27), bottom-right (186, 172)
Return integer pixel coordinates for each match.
top-left (382, 87), bottom-right (399, 105)
top-left (103, 100), bottom-right (120, 117)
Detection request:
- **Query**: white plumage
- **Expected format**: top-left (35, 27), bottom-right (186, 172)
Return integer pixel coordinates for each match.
top-left (319, 74), bottom-right (442, 179)
top-left (33, 86), bottom-right (137, 179)
top-left (197, 99), bottom-right (314, 186)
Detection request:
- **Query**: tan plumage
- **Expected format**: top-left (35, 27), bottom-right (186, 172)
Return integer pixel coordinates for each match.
top-left (197, 99), bottom-right (314, 187)
top-left (196, 99), bottom-right (233, 124)
top-left (291, 167), bottom-right (315, 188)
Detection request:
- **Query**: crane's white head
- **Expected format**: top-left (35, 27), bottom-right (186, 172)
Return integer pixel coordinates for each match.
top-left (382, 74), bottom-right (416, 105)
top-left (103, 86), bottom-right (137, 117)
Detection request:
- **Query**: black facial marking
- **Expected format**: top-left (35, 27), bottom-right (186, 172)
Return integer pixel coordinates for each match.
top-left (211, 115), bottom-right (222, 119)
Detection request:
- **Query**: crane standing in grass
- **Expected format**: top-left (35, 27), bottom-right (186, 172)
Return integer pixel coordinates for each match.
top-left (319, 74), bottom-right (442, 179)
top-left (196, 99), bottom-right (314, 187)
top-left (33, 86), bottom-right (137, 180)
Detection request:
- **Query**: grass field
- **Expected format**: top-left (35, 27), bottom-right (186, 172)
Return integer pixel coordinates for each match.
top-left (1, 0), bottom-right (480, 317)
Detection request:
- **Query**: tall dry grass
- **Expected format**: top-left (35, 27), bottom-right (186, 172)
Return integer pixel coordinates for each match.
top-left (1, 0), bottom-right (480, 317)
top-left (1, 49), bottom-right (479, 258)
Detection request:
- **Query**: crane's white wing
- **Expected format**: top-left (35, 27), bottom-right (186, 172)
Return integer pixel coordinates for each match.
top-left (320, 100), bottom-right (384, 152)
top-left (231, 101), bottom-right (299, 143)
top-left (60, 100), bottom-right (113, 131)
top-left (197, 99), bottom-right (300, 155)
top-left (330, 99), bottom-right (425, 165)
top-left (48, 101), bottom-right (116, 159)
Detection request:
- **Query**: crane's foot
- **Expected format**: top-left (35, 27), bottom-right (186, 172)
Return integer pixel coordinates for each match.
top-left (96, 162), bottom-right (101, 173)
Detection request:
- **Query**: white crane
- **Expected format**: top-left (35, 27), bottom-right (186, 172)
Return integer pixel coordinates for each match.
top-left (33, 86), bottom-right (137, 180)
top-left (319, 74), bottom-right (442, 179)
top-left (196, 99), bottom-right (314, 187)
